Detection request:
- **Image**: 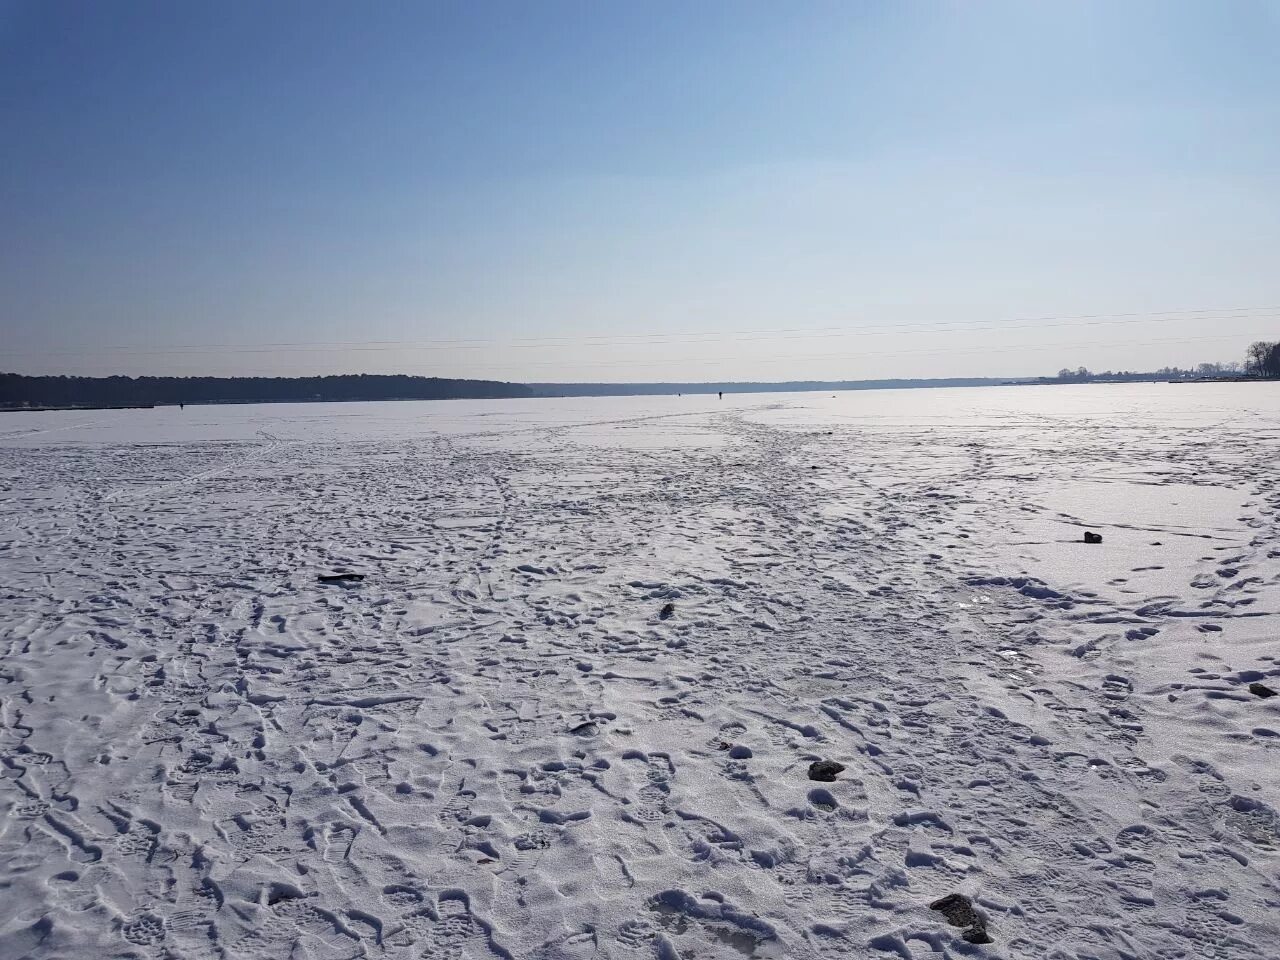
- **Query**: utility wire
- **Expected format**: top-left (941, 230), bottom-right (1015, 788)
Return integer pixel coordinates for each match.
top-left (86, 331), bottom-right (1251, 377)
top-left (5, 305), bottom-right (1276, 358)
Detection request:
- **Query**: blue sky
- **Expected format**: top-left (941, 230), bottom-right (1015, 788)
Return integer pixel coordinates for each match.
top-left (2, 1), bottom-right (1278, 380)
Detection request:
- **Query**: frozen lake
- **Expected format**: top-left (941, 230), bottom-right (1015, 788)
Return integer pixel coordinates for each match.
top-left (2, 382), bottom-right (1279, 959)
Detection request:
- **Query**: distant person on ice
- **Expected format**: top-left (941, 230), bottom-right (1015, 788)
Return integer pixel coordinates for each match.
top-left (718, 391), bottom-right (722, 399)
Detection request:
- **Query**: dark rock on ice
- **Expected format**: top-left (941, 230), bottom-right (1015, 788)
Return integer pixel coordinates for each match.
top-left (318, 572), bottom-right (365, 583)
top-left (930, 892), bottom-right (993, 944)
top-left (1083, 531), bottom-right (1103, 544)
top-left (658, 602), bottom-right (675, 620)
top-left (1249, 682), bottom-right (1278, 699)
top-left (930, 892), bottom-right (980, 926)
top-left (807, 760), bottom-right (845, 782)
top-left (569, 720), bottom-right (600, 736)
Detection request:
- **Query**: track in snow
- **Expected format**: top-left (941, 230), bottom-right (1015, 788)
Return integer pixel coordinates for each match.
top-left (1, 386), bottom-right (1278, 959)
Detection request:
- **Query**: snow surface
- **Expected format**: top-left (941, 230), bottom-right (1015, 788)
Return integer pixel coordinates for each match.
top-left (2, 383), bottom-right (1279, 959)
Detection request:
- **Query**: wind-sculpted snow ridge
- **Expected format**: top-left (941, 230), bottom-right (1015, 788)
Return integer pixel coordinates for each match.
top-left (0, 386), bottom-right (1278, 959)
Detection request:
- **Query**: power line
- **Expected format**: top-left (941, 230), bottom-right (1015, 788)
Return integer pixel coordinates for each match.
top-left (37, 331), bottom-right (1247, 378)
top-left (5, 305), bottom-right (1277, 358)
top-left (469, 331), bottom-right (1260, 369)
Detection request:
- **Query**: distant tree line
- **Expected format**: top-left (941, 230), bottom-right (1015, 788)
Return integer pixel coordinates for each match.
top-left (1053, 342), bottom-right (1279, 383)
top-left (0, 373), bottom-right (533, 409)
top-left (1052, 365), bottom-right (1235, 383)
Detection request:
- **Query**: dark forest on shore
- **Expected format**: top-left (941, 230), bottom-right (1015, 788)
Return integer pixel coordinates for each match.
top-left (0, 373), bottom-right (533, 409)
top-left (3, 341), bottom-right (1278, 411)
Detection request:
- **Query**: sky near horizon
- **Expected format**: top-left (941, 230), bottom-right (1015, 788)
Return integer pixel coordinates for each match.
top-left (2, 1), bottom-right (1279, 382)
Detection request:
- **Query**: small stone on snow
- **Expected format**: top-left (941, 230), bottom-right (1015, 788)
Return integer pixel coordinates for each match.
top-left (808, 760), bottom-right (845, 782)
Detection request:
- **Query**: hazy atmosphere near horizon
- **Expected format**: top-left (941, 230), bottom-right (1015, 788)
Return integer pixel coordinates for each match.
top-left (3, 0), bottom-right (1279, 382)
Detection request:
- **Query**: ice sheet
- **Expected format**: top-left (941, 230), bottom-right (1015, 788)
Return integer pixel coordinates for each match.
top-left (1, 382), bottom-right (1278, 959)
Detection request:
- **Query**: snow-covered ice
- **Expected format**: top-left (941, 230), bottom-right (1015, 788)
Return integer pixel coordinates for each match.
top-left (1, 383), bottom-right (1279, 959)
